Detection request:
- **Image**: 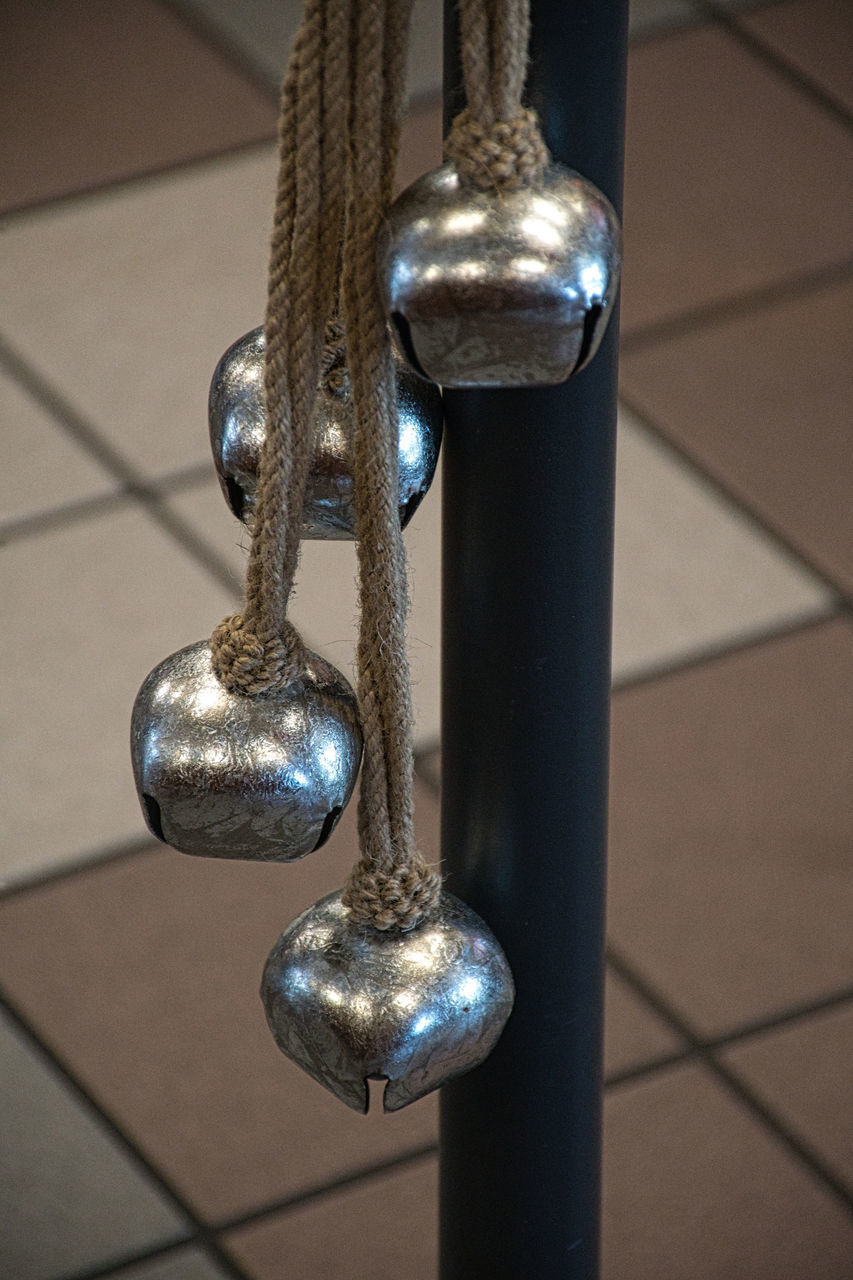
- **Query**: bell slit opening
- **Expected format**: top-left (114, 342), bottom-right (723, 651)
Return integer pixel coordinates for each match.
top-left (141, 793), bottom-right (166, 844)
top-left (312, 805), bottom-right (343, 852)
top-left (573, 303), bottom-right (603, 374)
top-left (390, 312), bottom-right (429, 381)
top-left (225, 476), bottom-right (246, 521)
top-left (399, 490), bottom-right (426, 529)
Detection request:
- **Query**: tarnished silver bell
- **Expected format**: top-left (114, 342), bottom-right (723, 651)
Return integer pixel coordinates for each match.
top-left (261, 889), bottom-right (515, 1112)
top-left (377, 162), bottom-right (621, 387)
top-left (208, 327), bottom-right (443, 534)
top-left (131, 641), bottom-right (362, 861)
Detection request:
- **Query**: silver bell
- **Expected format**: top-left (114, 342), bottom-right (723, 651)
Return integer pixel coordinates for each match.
top-left (208, 328), bottom-right (443, 534)
top-left (131, 641), bottom-right (362, 861)
top-left (261, 889), bottom-right (515, 1112)
top-left (377, 162), bottom-right (621, 387)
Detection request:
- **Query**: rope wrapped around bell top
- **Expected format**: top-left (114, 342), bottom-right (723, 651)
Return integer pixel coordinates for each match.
top-left (444, 0), bottom-right (549, 191)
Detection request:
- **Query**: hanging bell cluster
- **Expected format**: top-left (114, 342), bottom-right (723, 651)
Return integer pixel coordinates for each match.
top-left (209, 327), bottom-right (443, 536)
top-left (130, 0), bottom-right (620, 1116)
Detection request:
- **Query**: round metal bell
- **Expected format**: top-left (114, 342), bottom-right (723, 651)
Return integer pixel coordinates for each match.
top-left (131, 641), bottom-right (362, 861)
top-left (208, 327), bottom-right (443, 534)
top-left (377, 162), bottom-right (621, 387)
top-left (261, 889), bottom-right (515, 1112)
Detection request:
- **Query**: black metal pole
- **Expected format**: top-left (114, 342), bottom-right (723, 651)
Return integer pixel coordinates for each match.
top-left (439, 4), bottom-right (628, 1277)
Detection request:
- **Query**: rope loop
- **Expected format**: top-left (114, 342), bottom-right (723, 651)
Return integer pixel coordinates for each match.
top-left (445, 105), bottom-right (548, 191)
top-left (210, 613), bottom-right (306, 696)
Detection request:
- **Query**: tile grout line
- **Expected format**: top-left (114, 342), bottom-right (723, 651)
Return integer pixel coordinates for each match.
top-left (627, 12), bottom-right (703, 52)
top-left (0, 137), bottom-right (278, 226)
top-left (620, 256), bottom-right (853, 357)
top-left (603, 981), bottom-right (853, 1090)
top-left (610, 608), bottom-right (848, 698)
top-left (0, 489), bottom-right (139, 549)
top-left (156, 0), bottom-right (281, 103)
top-left (211, 1142), bottom-right (440, 1237)
top-left (0, 461), bottom-right (225, 550)
top-left (0, 335), bottom-right (241, 599)
top-left (606, 943), bottom-right (853, 1213)
top-left (0, 835), bottom-right (158, 903)
top-left (0, 991), bottom-right (255, 1280)
top-left (696, 0), bottom-right (853, 134)
top-left (52, 1236), bottom-right (197, 1280)
top-left (619, 383), bottom-right (853, 610)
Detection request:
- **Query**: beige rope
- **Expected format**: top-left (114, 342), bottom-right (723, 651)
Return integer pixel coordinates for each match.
top-left (210, 0), bottom-right (440, 929)
top-left (211, 0), bottom-right (343, 695)
top-left (340, 0), bottom-right (441, 931)
top-left (444, 0), bottom-right (549, 191)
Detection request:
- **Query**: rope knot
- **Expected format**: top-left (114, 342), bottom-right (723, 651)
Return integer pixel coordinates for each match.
top-left (444, 106), bottom-right (549, 192)
top-left (343, 862), bottom-right (443, 932)
top-left (210, 613), bottom-right (305, 696)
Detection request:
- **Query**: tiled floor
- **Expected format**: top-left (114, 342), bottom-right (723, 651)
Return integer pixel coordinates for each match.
top-left (1, 1), bottom-right (850, 1277)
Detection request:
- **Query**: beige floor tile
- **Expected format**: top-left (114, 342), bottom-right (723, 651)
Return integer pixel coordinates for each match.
top-left (722, 1003), bottom-right (853, 1190)
top-left (0, 1010), bottom-right (187, 1280)
top-left (602, 1063), bottom-right (853, 1279)
top-left (224, 1158), bottom-right (438, 1280)
top-left (100, 1249), bottom-right (233, 1280)
top-left (611, 406), bottom-right (832, 680)
top-left (0, 0), bottom-right (277, 216)
top-left (0, 366), bottom-right (116, 528)
top-left (0, 148), bottom-right (277, 480)
top-left (608, 617), bottom-right (853, 1037)
top-left (620, 26), bottom-right (853, 332)
top-left (742, 0), bottom-right (853, 115)
top-left (397, 97), bottom-right (443, 191)
top-left (0, 506), bottom-right (235, 886)
top-left (0, 785), bottom-right (442, 1225)
top-left (629, 0), bottom-right (698, 38)
top-left (168, 468), bottom-right (444, 746)
top-left (604, 970), bottom-right (685, 1078)
top-left (621, 276), bottom-right (853, 596)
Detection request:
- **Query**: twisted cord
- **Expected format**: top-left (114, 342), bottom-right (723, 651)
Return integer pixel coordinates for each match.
top-left (212, 1), bottom-right (337, 694)
top-left (315, 0), bottom-right (350, 344)
top-left (444, 0), bottom-right (549, 191)
top-left (340, 0), bottom-right (441, 931)
top-left (212, 0), bottom-right (441, 929)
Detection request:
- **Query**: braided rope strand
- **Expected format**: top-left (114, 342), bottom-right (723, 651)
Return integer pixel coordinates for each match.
top-left (212, 1), bottom-right (331, 694)
top-left (341, 0), bottom-right (441, 931)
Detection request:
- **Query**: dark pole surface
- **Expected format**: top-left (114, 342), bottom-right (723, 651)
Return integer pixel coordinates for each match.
top-left (439, 4), bottom-right (629, 1278)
